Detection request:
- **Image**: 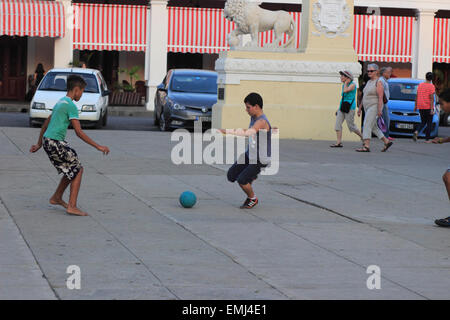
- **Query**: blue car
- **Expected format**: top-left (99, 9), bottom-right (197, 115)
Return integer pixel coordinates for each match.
top-left (388, 78), bottom-right (439, 138)
top-left (154, 69), bottom-right (218, 131)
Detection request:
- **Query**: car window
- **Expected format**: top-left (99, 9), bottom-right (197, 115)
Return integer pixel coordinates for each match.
top-left (388, 82), bottom-right (420, 102)
top-left (170, 74), bottom-right (217, 94)
top-left (97, 72), bottom-right (108, 92)
top-left (164, 72), bottom-right (171, 89)
top-left (38, 72), bottom-right (99, 93)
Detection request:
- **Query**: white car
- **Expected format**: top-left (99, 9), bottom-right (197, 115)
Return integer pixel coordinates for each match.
top-left (29, 68), bottom-right (110, 128)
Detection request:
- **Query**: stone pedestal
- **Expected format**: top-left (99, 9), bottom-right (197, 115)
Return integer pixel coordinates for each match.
top-left (212, 0), bottom-right (361, 141)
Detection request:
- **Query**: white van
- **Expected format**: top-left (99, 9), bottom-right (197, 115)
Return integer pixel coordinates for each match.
top-left (29, 68), bottom-right (110, 128)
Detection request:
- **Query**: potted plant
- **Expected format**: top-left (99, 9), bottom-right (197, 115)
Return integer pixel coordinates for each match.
top-left (113, 66), bottom-right (142, 105)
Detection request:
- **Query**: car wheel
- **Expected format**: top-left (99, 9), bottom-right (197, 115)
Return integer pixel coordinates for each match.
top-left (102, 110), bottom-right (108, 127)
top-left (159, 112), bottom-right (169, 131)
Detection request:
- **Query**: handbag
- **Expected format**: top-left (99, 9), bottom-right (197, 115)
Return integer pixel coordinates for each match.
top-left (377, 116), bottom-right (387, 132)
top-left (340, 86), bottom-right (355, 113)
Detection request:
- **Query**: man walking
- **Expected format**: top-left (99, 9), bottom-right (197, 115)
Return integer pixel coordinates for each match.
top-left (379, 67), bottom-right (394, 141)
top-left (413, 72), bottom-right (436, 142)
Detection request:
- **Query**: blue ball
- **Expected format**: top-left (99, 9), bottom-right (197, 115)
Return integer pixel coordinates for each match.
top-left (179, 191), bottom-right (197, 208)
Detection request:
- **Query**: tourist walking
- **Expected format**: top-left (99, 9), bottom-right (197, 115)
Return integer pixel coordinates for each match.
top-left (379, 67), bottom-right (394, 141)
top-left (356, 64), bottom-right (393, 152)
top-left (330, 70), bottom-right (363, 148)
top-left (413, 72), bottom-right (436, 142)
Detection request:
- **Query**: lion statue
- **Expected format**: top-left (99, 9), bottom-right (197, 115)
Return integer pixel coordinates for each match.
top-left (224, 0), bottom-right (296, 49)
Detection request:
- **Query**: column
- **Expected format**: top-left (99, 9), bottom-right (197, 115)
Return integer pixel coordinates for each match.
top-left (412, 9), bottom-right (437, 79)
top-left (54, 0), bottom-right (73, 68)
top-left (145, 0), bottom-right (168, 111)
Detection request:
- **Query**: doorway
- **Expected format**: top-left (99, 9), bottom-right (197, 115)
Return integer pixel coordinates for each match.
top-left (0, 36), bottom-right (27, 100)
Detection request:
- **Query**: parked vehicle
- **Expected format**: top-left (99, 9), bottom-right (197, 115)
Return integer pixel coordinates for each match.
top-left (154, 69), bottom-right (218, 131)
top-left (29, 68), bottom-right (110, 128)
top-left (387, 78), bottom-right (439, 138)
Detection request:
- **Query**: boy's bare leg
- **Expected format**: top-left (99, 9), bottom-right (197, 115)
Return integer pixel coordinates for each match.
top-left (50, 176), bottom-right (70, 208)
top-left (67, 167), bottom-right (88, 216)
top-left (239, 183), bottom-right (255, 199)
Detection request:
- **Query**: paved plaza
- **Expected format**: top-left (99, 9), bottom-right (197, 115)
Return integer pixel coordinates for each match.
top-left (0, 124), bottom-right (449, 300)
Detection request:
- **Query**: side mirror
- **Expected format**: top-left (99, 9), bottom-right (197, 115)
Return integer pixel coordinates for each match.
top-left (102, 90), bottom-right (110, 96)
top-left (157, 83), bottom-right (166, 92)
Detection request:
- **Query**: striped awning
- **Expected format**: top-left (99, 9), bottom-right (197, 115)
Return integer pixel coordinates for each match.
top-left (353, 15), bottom-right (414, 63)
top-left (433, 18), bottom-right (450, 63)
top-left (168, 9), bottom-right (414, 62)
top-left (0, 0), bottom-right (65, 37)
top-left (168, 7), bottom-right (234, 54)
top-left (167, 7), bottom-right (300, 53)
top-left (73, 3), bottom-right (147, 51)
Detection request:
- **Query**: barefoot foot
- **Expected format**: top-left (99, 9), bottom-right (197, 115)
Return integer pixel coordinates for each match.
top-left (66, 206), bottom-right (88, 216)
top-left (50, 197), bottom-right (68, 209)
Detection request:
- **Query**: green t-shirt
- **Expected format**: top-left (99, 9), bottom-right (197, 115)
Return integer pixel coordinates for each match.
top-left (44, 96), bottom-right (79, 141)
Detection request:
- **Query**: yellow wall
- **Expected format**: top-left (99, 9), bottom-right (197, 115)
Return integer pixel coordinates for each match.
top-left (212, 0), bottom-right (361, 141)
top-left (213, 79), bottom-right (360, 141)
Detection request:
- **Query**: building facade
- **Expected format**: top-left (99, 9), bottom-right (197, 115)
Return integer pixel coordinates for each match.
top-left (0, 0), bottom-right (449, 107)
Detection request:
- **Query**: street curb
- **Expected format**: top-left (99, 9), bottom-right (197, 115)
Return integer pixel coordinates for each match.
top-left (0, 104), bottom-right (29, 113)
top-left (0, 104), bottom-right (153, 118)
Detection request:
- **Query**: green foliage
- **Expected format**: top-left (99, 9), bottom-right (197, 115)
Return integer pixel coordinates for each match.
top-left (119, 66), bottom-right (141, 92)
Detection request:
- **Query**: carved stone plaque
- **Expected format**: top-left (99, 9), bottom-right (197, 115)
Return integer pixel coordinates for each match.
top-left (312, 0), bottom-right (351, 38)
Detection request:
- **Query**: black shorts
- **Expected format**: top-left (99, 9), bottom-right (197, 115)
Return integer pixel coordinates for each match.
top-left (227, 155), bottom-right (265, 185)
top-left (43, 137), bottom-right (82, 181)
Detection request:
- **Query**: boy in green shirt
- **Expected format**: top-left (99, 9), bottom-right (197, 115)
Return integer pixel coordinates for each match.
top-left (30, 75), bottom-right (109, 216)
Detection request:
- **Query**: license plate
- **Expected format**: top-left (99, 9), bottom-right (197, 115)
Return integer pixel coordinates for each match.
top-left (196, 116), bottom-right (211, 122)
top-left (396, 123), bottom-right (414, 129)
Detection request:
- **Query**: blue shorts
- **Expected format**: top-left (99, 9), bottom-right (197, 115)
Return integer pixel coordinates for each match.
top-left (227, 154), bottom-right (265, 185)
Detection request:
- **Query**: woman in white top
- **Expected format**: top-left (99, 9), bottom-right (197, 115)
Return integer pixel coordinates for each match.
top-left (356, 64), bottom-right (393, 152)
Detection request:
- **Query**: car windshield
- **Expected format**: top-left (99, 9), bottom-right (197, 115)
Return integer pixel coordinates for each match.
top-left (38, 72), bottom-right (99, 93)
top-left (170, 74), bottom-right (217, 94)
top-left (388, 82), bottom-right (420, 101)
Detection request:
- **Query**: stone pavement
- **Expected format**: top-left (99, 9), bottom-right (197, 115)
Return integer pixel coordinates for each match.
top-left (0, 126), bottom-right (449, 300)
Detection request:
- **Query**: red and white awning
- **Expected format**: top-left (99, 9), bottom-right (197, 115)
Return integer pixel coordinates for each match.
top-left (353, 15), bottom-right (414, 63)
top-left (68, 4), bottom-right (450, 65)
top-left (73, 3), bottom-right (147, 51)
top-left (168, 8), bottom-right (415, 63)
top-left (0, 0), bottom-right (65, 37)
top-left (167, 7), bottom-right (300, 53)
top-left (434, 18), bottom-right (450, 63)
top-left (168, 7), bottom-right (234, 54)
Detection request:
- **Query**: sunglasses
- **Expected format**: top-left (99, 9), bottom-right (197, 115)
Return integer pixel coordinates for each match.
top-left (367, 70), bottom-right (376, 73)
